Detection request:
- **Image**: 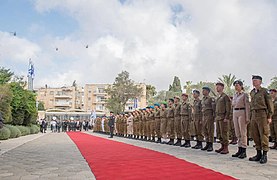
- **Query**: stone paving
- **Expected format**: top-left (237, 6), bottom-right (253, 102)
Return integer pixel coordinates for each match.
top-left (87, 132), bottom-right (277, 180)
top-left (0, 133), bottom-right (95, 180)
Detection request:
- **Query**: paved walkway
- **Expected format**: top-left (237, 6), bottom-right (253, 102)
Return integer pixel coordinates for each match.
top-left (1, 131), bottom-right (276, 180)
top-left (0, 133), bottom-right (95, 180)
top-left (87, 132), bottom-right (277, 180)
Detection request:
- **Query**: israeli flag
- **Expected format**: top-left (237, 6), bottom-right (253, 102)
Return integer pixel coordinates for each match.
top-left (90, 110), bottom-right (97, 125)
top-left (133, 98), bottom-right (138, 109)
top-left (28, 60), bottom-right (35, 79)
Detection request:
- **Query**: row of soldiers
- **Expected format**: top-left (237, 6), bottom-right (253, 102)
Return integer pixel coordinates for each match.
top-left (100, 75), bottom-right (275, 164)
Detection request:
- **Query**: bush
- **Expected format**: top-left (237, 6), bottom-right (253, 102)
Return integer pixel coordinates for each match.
top-left (16, 126), bottom-right (30, 136)
top-left (29, 124), bottom-right (39, 134)
top-left (5, 125), bottom-right (21, 138)
top-left (0, 127), bottom-right (11, 140)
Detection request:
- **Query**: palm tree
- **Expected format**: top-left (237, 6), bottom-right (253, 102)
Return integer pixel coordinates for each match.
top-left (268, 76), bottom-right (277, 89)
top-left (218, 74), bottom-right (237, 96)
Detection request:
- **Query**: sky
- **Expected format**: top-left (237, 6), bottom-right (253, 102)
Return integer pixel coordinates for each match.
top-left (0, 0), bottom-right (276, 90)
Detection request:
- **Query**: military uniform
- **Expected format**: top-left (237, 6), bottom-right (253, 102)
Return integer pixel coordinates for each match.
top-left (180, 100), bottom-right (192, 147)
top-left (192, 98), bottom-right (203, 149)
top-left (270, 96), bottom-right (277, 149)
top-left (201, 95), bottom-right (216, 151)
top-left (249, 85), bottom-right (274, 164)
top-left (154, 108), bottom-right (161, 143)
top-left (215, 92), bottom-right (231, 154)
top-left (229, 107), bottom-right (237, 144)
top-left (167, 105), bottom-right (175, 145)
top-left (160, 108), bottom-right (167, 139)
top-left (174, 103), bottom-right (182, 146)
top-left (145, 111), bottom-right (151, 140)
top-left (139, 111), bottom-right (144, 139)
top-left (149, 110), bottom-right (155, 141)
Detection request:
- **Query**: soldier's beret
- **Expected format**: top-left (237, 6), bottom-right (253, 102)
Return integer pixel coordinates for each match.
top-left (168, 98), bottom-right (174, 102)
top-left (161, 101), bottom-right (167, 105)
top-left (269, 89), bottom-right (277, 93)
top-left (146, 106), bottom-right (150, 109)
top-left (252, 75), bottom-right (262, 81)
top-left (143, 108), bottom-right (146, 110)
top-left (110, 111), bottom-right (114, 113)
top-left (202, 86), bottom-right (210, 92)
top-left (182, 93), bottom-right (188, 97)
top-left (216, 82), bottom-right (224, 87)
top-left (233, 80), bottom-right (243, 86)
top-left (193, 90), bottom-right (200, 94)
top-left (149, 106), bottom-right (154, 109)
top-left (154, 103), bottom-right (160, 107)
top-left (174, 96), bottom-right (180, 100)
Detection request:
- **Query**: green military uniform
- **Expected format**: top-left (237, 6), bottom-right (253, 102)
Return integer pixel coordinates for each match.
top-left (270, 96), bottom-right (277, 149)
top-left (133, 114), bottom-right (138, 138)
top-left (160, 108), bottom-right (167, 139)
top-left (139, 111), bottom-right (143, 139)
top-left (201, 95), bottom-right (216, 151)
top-left (249, 86), bottom-right (274, 164)
top-left (180, 100), bottom-right (192, 147)
top-left (215, 92), bottom-right (231, 154)
top-left (174, 103), bottom-right (182, 145)
top-left (167, 104), bottom-right (175, 144)
top-left (154, 108), bottom-right (161, 142)
top-left (145, 111), bottom-right (151, 140)
top-left (192, 98), bottom-right (203, 149)
top-left (149, 110), bottom-right (155, 141)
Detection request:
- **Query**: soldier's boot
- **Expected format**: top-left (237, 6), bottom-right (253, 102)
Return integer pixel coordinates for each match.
top-left (215, 143), bottom-right (224, 153)
top-left (140, 136), bottom-right (144, 140)
top-left (232, 147), bottom-right (242, 157)
top-left (156, 138), bottom-right (162, 143)
top-left (207, 142), bottom-right (213, 152)
top-left (238, 148), bottom-right (247, 159)
top-left (249, 150), bottom-right (262, 161)
top-left (181, 140), bottom-right (191, 148)
top-left (151, 137), bottom-right (155, 142)
top-left (174, 138), bottom-right (182, 146)
top-left (167, 139), bottom-right (174, 145)
top-left (270, 142), bottom-right (277, 149)
top-left (143, 136), bottom-right (148, 141)
top-left (220, 144), bottom-right (229, 154)
top-left (230, 137), bottom-right (238, 145)
top-left (191, 141), bottom-right (199, 149)
top-left (194, 141), bottom-right (203, 149)
top-left (147, 137), bottom-right (151, 142)
top-left (201, 142), bottom-right (209, 151)
top-left (260, 151), bottom-right (268, 164)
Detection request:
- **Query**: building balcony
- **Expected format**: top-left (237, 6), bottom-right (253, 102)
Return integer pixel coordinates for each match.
top-left (54, 102), bottom-right (71, 107)
top-left (54, 95), bottom-right (72, 99)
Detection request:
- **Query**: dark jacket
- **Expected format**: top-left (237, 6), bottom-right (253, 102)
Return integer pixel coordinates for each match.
top-left (108, 116), bottom-right (115, 127)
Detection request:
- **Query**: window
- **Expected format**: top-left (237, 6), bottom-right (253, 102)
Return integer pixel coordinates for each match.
top-left (88, 90), bottom-right (92, 93)
top-left (88, 97), bottom-right (91, 101)
top-left (50, 91), bottom-right (54, 95)
top-left (128, 106), bottom-right (133, 110)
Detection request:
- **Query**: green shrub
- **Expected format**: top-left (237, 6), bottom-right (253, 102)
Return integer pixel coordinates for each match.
top-left (0, 127), bottom-right (11, 140)
top-left (29, 124), bottom-right (39, 134)
top-left (16, 126), bottom-right (30, 136)
top-left (5, 125), bottom-right (21, 138)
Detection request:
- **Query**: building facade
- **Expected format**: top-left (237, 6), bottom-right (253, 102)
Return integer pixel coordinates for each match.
top-left (36, 83), bottom-right (147, 115)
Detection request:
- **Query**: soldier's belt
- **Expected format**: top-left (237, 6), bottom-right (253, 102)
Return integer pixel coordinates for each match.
top-left (252, 109), bottom-right (266, 113)
top-left (181, 115), bottom-right (189, 116)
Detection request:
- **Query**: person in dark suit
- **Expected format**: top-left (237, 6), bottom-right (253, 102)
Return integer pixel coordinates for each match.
top-left (108, 112), bottom-right (115, 138)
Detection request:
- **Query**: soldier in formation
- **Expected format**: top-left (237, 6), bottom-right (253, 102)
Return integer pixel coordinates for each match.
top-left (92, 75), bottom-right (275, 164)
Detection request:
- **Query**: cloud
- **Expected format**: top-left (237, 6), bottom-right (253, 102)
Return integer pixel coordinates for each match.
top-left (5, 0), bottom-right (277, 90)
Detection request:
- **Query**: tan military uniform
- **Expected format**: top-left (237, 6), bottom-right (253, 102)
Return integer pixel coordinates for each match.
top-left (215, 93), bottom-right (231, 145)
top-left (181, 101), bottom-right (192, 141)
top-left (154, 108), bottom-right (161, 139)
top-left (160, 108), bottom-right (167, 138)
top-left (167, 105), bottom-right (175, 139)
top-left (193, 98), bottom-right (203, 142)
top-left (174, 103), bottom-right (182, 139)
top-left (149, 111), bottom-right (155, 139)
top-left (145, 112), bottom-right (151, 139)
top-left (270, 97), bottom-right (277, 143)
top-left (250, 87), bottom-right (274, 151)
top-left (202, 95), bottom-right (216, 143)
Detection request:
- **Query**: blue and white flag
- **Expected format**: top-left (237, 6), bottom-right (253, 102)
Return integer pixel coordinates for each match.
top-left (28, 59), bottom-right (35, 79)
top-left (133, 98), bottom-right (138, 109)
top-left (90, 110), bottom-right (97, 125)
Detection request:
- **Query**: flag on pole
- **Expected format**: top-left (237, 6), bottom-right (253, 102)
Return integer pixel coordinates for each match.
top-left (133, 98), bottom-right (138, 109)
top-left (90, 109), bottom-right (97, 126)
top-left (28, 59), bottom-right (35, 79)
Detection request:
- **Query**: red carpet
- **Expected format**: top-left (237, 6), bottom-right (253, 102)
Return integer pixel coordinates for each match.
top-left (67, 132), bottom-right (235, 180)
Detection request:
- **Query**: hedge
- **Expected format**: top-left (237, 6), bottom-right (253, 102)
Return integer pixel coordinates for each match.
top-left (29, 124), bottom-right (40, 134)
top-left (16, 126), bottom-right (30, 136)
top-left (0, 127), bottom-right (11, 140)
top-left (5, 124), bottom-right (21, 138)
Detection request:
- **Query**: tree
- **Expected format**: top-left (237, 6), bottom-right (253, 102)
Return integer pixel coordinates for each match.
top-left (268, 76), bottom-right (277, 90)
top-left (169, 76), bottom-right (182, 93)
top-left (146, 84), bottom-right (157, 104)
top-left (0, 67), bottom-right (14, 85)
top-left (105, 71), bottom-right (143, 113)
top-left (0, 84), bottom-right (12, 123)
top-left (37, 101), bottom-right (45, 111)
top-left (218, 74), bottom-right (236, 96)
